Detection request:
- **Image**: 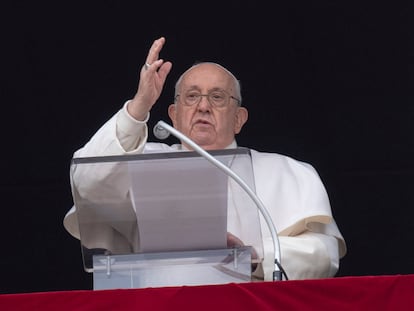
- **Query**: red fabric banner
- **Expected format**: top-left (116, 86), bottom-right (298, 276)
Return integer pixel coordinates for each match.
top-left (1, 274), bottom-right (413, 311)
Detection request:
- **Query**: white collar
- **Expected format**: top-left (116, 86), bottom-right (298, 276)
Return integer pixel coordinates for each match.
top-left (174, 140), bottom-right (238, 151)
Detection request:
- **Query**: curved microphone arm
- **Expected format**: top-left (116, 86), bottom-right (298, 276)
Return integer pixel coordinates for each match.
top-left (155, 120), bottom-right (284, 281)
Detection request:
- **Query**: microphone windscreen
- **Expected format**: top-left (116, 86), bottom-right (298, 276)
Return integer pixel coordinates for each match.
top-left (153, 124), bottom-right (170, 140)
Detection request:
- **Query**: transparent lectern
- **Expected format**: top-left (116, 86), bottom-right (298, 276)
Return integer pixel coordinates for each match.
top-left (70, 148), bottom-right (263, 289)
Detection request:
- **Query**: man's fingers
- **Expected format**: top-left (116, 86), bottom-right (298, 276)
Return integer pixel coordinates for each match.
top-left (145, 37), bottom-right (166, 65)
top-left (158, 61), bottom-right (173, 81)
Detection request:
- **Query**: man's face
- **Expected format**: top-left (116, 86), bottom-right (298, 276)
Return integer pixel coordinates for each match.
top-left (168, 63), bottom-right (248, 150)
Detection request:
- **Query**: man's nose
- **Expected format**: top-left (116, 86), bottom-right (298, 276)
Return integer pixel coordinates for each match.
top-left (197, 95), bottom-right (211, 111)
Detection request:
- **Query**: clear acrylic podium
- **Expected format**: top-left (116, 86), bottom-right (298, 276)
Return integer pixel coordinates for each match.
top-left (70, 148), bottom-right (263, 289)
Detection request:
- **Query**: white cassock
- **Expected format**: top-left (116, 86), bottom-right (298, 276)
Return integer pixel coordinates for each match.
top-left (64, 103), bottom-right (347, 281)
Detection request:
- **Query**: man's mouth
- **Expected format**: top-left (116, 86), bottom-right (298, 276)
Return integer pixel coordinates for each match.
top-left (194, 119), bottom-right (212, 126)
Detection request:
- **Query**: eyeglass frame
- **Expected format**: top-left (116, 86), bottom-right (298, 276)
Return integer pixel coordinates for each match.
top-left (174, 89), bottom-right (241, 108)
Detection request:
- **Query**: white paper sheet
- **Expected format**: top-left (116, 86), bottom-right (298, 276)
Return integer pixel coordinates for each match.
top-left (128, 156), bottom-right (228, 253)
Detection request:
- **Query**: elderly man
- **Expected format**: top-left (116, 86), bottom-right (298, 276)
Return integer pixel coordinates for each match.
top-left (64, 37), bottom-right (346, 281)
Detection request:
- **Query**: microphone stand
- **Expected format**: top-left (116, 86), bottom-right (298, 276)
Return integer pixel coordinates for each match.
top-left (154, 120), bottom-right (284, 281)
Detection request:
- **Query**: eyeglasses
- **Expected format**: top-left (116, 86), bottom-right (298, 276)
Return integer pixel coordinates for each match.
top-left (175, 90), bottom-right (241, 108)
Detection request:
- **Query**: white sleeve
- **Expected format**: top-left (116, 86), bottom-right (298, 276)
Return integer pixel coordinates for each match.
top-left (250, 150), bottom-right (346, 281)
top-left (74, 101), bottom-right (149, 158)
top-left (116, 101), bottom-right (150, 152)
top-left (278, 232), bottom-right (340, 279)
top-left (64, 101), bottom-right (149, 240)
top-left (258, 230), bottom-right (340, 281)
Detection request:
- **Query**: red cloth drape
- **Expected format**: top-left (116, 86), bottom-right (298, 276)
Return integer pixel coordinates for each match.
top-left (1, 274), bottom-right (413, 311)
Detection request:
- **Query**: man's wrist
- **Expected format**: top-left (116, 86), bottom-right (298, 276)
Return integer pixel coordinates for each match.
top-left (126, 98), bottom-right (150, 121)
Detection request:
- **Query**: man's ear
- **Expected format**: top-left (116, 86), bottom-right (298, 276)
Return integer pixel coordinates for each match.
top-left (234, 107), bottom-right (248, 134)
top-left (168, 104), bottom-right (177, 127)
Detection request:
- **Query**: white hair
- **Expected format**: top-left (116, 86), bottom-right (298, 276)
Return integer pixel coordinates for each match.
top-left (174, 62), bottom-right (242, 106)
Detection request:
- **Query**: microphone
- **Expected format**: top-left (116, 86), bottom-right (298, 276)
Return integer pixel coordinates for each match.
top-left (153, 120), bottom-right (285, 281)
top-left (153, 123), bottom-right (170, 139)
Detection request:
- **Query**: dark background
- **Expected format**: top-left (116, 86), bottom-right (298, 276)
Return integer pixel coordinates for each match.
top-left (1, 1), bottom-right (413, 293)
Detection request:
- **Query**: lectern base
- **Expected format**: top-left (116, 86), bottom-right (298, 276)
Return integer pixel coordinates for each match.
top-left (93, 247), bottom-right (252, 290)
